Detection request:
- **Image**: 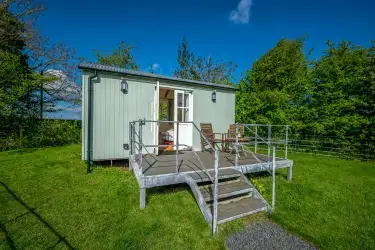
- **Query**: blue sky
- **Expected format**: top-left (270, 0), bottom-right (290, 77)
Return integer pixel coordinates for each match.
top-left (39, 0), bottom-right (375, 119)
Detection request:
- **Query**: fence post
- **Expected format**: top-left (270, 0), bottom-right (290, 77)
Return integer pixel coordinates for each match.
top-left (176, 120), bottom-right (179, 173)
top-left (19, 127), bottom-right (23, 148)
top-left (254, 125), bottom-right (258, 153)
top-left (272, 146), bottom-right (276, 211)
top-left (235, 123), bottom-right (239, 167)
top-left (285, 125), bottom-right (289, 159)
top-left (212, 150), bottom-right (219, 235)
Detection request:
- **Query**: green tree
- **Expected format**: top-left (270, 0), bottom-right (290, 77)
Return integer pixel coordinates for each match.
top-left (93, 41), bottom-right (139, 70)
top-left (309, 41), bottom-right (375, 140)
top-left (236, 38), bottom-right (309, 128)
top-left (174, 37), bottom-right (236, 85)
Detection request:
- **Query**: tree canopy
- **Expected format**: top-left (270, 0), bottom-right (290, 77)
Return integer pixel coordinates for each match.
top-left (236, 37), bottom-right (375, 154)
top-left (174, 37), bottom-right (236, 85)
top-left (93, 41), bottom-right (139, 70)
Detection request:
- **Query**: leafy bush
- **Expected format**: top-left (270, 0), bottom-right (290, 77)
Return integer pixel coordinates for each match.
top-left (0, 119), bottom-right (81, 151)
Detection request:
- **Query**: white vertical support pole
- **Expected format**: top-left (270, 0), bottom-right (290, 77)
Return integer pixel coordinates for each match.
top-left (272, 146), bottom-right (276, 211)
top-left (132, 122), bottom-right (135, 157)
top-left (139, 119), bottom-right (143, 169)
top-left (285, 125), bottom-right (289, 159)
top-left (140, 187), bottom-right (146, 209)
top-left (155, 80), bottom-right (160, 155)
top-left (235, 123), bottom-right (239, 167)
top-left (129, 122), bottom-right (132, 171)
top-left (254, 125), bottom-right (258, 153)
top-left (267, 125), bottom-right (271, 164)
top-left (176, 121), bottom-right (179, 173)
top-left (212, 150), bottom-right (219, 235)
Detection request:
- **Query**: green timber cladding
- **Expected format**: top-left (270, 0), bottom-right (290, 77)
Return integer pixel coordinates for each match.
top-left (79, 63), bottom-right (236, 161)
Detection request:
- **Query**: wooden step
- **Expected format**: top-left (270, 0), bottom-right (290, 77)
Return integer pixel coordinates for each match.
top-left (188, 168), bottom-right (240, 182)
top-left (212, 196), bottom-right (268, 224)
top-left (199, 180), bottom-right (252, 202)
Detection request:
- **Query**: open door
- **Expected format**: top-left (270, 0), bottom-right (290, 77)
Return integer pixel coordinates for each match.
top-left (174, 90), bottom-right (193, 150)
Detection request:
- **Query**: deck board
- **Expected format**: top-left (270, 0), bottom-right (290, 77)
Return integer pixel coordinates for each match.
top-left (140, 151), bottom-right (282, 176)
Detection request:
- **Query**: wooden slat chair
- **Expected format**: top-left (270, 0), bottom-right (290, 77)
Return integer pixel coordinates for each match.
top-left (200, 123), bottom-right (225, 152)
top-left (224, 124), bottom-right (250, 152)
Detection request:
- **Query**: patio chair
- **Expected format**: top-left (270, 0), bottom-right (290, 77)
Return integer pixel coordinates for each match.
top-left (224, 124), bottom-right (250, 152)
top-left (200, 123), bottom-right (225, 152)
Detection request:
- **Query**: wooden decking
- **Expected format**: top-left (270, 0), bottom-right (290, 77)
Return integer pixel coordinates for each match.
top-left (140, 151), bottom-right (287, 177)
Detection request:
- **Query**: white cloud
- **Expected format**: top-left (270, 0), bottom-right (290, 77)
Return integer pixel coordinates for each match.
top-left (151, 63), bottom-right (160, 71)
top-left (229, 0), bottom-right (252, 24)
top-left (45, 69), bottom-right (81, 103)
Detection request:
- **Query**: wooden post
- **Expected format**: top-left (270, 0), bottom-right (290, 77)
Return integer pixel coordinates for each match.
top-left (19, 127), bottom-right (23, 148)
top-left (212, 150), bottom-right (219, 235)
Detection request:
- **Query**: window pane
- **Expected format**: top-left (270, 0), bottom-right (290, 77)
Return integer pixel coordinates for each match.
top-left (177, 93), bottom-right (183, 107)
top-left (184, 108), bottom-right (189, 121)
top-left (177, 108), bottom-right (183, 122)
top-left (184, 93), bottom-right (189, 108)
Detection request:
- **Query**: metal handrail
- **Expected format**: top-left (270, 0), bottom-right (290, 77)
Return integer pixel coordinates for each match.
top-left (130, 119), bottom-right (219, 235)
top-left (130, 120), bottom-right (217, 182)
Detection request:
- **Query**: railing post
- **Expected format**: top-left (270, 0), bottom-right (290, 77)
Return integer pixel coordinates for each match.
top-left (254, 125), bottom-right (258, 153)
top-left (285, 125), bottom-right (289, 159)
top-left (139, 119), bottom-right (143, 167)
top-left (235, 123), bottom-right (239, 167)
top-left (212, 150), bottom-right (219, 235)
top-left (129, 122), bottom-right (133, 171)
top-left (176, 120), bottom-right (179, 173)
top-left (272, 146), bottom-right (276, 211)
top-left (132, 122), bottom-right (137, 156)
top-left (267, 124), bottom-right (271, 164)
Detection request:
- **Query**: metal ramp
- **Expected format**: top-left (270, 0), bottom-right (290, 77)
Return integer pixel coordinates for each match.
top-left (186, 168), bottom-right (269, 227)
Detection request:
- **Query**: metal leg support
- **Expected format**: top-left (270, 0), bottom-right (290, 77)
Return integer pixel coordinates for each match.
top-left (140, 188), bottom-right (146, 209)
top-left (287, 166), bottom-right (293, 181)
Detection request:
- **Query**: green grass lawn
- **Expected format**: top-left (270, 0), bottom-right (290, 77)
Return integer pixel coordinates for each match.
top-left (0, 145), bottom-right (374, 249)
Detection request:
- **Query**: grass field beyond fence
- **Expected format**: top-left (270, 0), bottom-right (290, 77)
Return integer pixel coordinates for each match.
top-left (0, 145), bottom-right (374, 249)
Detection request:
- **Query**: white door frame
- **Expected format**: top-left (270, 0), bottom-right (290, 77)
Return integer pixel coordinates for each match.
top-left (154, 85), bottom-right (194, 152)
top-left (174, 90), bottom-right (193, 150)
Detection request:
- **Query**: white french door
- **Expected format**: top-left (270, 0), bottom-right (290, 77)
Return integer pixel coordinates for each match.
top-left (174, 90), bottom-right (193, 150)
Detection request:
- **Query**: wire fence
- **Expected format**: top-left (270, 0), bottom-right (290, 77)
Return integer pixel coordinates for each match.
top-left (248, 125), bottom-right (375, 161)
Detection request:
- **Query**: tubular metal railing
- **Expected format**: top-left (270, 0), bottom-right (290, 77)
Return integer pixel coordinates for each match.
top-left (229, 124), bottom-right (287, 212)
top-left (129, 121), bottom-right (286, 234)
top-left (129, 119), bottom-right (220, 235)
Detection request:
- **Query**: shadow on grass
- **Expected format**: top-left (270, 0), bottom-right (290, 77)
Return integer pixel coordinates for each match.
top-left (0, 181), bottom-right (74, 249)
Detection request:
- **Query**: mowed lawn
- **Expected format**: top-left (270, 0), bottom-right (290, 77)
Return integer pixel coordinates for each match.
top-left (0, 145), bottom-right (374, 249)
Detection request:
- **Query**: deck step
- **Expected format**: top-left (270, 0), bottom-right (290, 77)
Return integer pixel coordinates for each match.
top-left (213, 196), bottom-right (268, 224)
top-left (199, 180), bottom-right (253, 202)
top-left (188, 168), bottom-right (241, 182)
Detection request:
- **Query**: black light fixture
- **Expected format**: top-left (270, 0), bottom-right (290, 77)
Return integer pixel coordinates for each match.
top-left (211, 90), bottom-right (216, 103)
top-left (121, 79), bottom-right (128, 93)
